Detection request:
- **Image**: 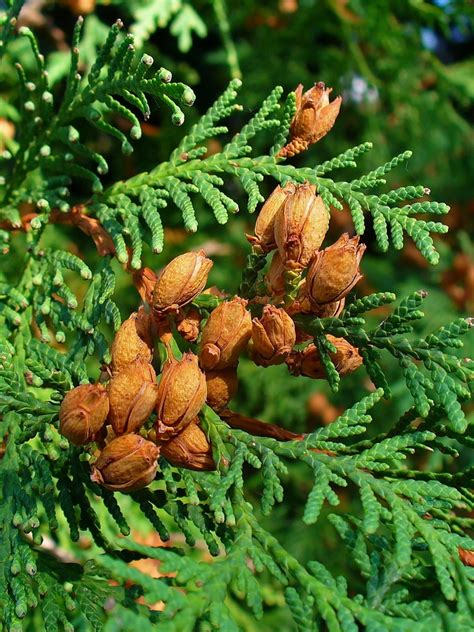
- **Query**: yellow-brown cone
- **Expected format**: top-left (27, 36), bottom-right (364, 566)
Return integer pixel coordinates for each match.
top-left (279, 82), bottom-right (342, 158)
top-left (306, 233), bottom-right (366, 306)
top-left (246, 183), bottom-right (294, 253)
top-left (90, 434), bottom-right (160, 492)
top-left (155, 352), bottom-right (207, 436)
top-left (108, 360), bottom-right (159, 435)
top-left (176, 307), bottom-right (202, 343)
top-left (59, 383), bottom-right (109, 446)
top-left (111, 310), bottom-right (153, 374)
top-left (205, 367), bottom-right (239, 412)
top-left (274, 183), bottom-right (329, 270)
top-left (287, 335), bottom-right (363, 378)
top-left (160, 421), bottom-right (215, 471)
top-left (330, 337), bottom-right (363, 375)
top-left (152, 250), bottom-right (213, 315)
top-left (265, 251), bottom-right (286, 298)
top-left (199, 297), bottom-right (252, 370)
top-left (251, 305), bottom-right (296, 367)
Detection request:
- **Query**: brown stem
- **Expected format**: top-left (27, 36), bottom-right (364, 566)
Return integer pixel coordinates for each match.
top-left (220, 409), bottom-right (304, 441)
top-left (0, 204), bottom-right (115, 256)
top-left (220, 409), bottom-right (335, 456)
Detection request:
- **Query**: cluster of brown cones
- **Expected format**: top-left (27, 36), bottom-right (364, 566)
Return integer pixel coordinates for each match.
top-left (59, 301), bottom-right (216, 492)
top-left (247, 180), bottom-right (366, 378)
top-left (58, 81), bottom-right (364, 494)
top-left (58, 194), bottom-right (365, 494)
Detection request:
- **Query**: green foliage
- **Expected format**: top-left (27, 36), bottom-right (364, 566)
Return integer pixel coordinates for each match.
top-left (295, 291), bottom-right (473, 432)
top-left (91, 87), bottom-right (452, 268)
top-left (130, 0), bottom-right (207, 52)
top-left (0, 2), bottom-right (473, 631)
top-left (0, 17), bottom-right (194, 228)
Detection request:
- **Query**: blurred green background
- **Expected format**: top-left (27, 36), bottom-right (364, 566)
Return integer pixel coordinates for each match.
top-left (1, 1), bottom-right (473, 628)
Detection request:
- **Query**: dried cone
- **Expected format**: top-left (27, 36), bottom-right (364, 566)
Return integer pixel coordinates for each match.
top-left (155, 352), bottom-right (207, 437)
top-left (287, 345), bottom-right (324, 378)
top-left (59, 383), bottom-right (109, 446)
top-left (251, 305), bottom-right (296, 366)
top-left (205, 368), bottom-right (239, 411)
top-left (329, 337), bottom-right (363, 375)
top-left (176, 308), bottom-right (202, 342)
top-left (246, 183), bottom-right (294, 253)
top-left (108, 361), bottom-right (159, 435)
top-left (274, 183), bottom-right (329, 270)
top-left (200, 297), bottom-right (252, 370)
top-left (111, 310), bottom-right (153, 373)
top-left (287, 335), bottom-right (363, 379)
top-left (160, 421), bottom-right (215, 471)
top-left (279, 82), bottom-right (342, 158)
top-left (152, 250), bottom-right (213, 315)
top-left (265, 251), bottom-right (286, 298)
top-left (306, 233), bottom-right (366, 306)
top-left (90, 434), bottom-right (160, 492)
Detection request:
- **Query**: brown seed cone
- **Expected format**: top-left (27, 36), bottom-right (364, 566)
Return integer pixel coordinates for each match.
top-left (286, 346), bottom-right (325, 379)
top-left (274, 183), bottom-right (329, 270)
top-left (329, 338), bottom-right (363, 375)
top-left (199, 297), bottom-right (252, 370)
top-left (160, 421), bottom-right (215, 471)
top-left (250, 305), bottom-right (296, 367)
top-left (205, 367), bottom-right (239, 412)
top-left (90, 434), bottom-right (160, 492)
top-left (246, 183), bottom-right (294, 253)
top-left (108, 361), bottom-right (159, 435)
top-left (176, 308), bottom-right (202, 343)
top-left (155, 352), bottom-right (207, 438)
top-left (265, 251), bottom-right (286, 298)
top-left (278, 82), bottom-right (342, 158)
top-left (59, 383), bottom-right (109, 446)
top-left (287, 335), bottom-right (363, 379)
top-left (306, 233), bottom-right (366, 306)
top-left (111, 310), bottom-right (153, 374)
top-left (152, 250), bottom-right (213, 315)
